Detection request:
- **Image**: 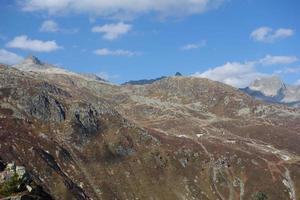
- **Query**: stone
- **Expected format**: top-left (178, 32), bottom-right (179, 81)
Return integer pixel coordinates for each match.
top-left (15, 166), bottom-right (26, 179)
top-left (26, 185), bottom-right (33, 192)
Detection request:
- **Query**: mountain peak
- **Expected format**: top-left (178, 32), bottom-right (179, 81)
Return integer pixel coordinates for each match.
top-left (175, 72), bottom-right (183, 76)
top-left (242, 76), bottom-right (300, 107)
top-left (14, 55), bottom-right (54, 71)
top-left (12, 56), bottom-right (108, 83)
top-left (23, 55), bottom-right (43, 65)
top-left (249, 76), bottom-right (286, 97)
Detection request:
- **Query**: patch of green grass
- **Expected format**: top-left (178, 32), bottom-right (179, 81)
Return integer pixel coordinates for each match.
top-left (254, 192), bottom-right (268, 200)
top-left (0, 173), bottom-right (23, 197)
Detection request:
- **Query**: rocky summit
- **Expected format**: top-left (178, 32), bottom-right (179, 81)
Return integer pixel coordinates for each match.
top-left (242, 76), bottom-right (300, 108)
top-left (1, 57), bottom-right (300, 200)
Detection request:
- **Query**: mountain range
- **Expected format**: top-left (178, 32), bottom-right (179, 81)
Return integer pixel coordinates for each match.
top-left (125, 73), bottom-right (300, 108)
top-left (0, 56), bottom-right (300, 200)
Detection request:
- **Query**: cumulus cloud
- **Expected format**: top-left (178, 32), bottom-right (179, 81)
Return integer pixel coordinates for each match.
top-left (40, 20), bottom-right (59, 32)
top-left (21, 0), bottom-right (224, 19)
top-left (94, 48), bottom-right (141, 56)
top-left (259, 54), bottom-right (298, 66)
top-left (192, 53), bottom-right (299, 88)
top-left (182, 40), bottom-right (206, 50)
top-left (193, 62), bottom-right (265, 88)
top-left (6, 35), bottom-right (61, 52)
top-left (0, 49), bottom-right (23, 65)
top-left (92, 22), bottom-right (131, 40)
top-left (250, 27), bottom-right (294, 43)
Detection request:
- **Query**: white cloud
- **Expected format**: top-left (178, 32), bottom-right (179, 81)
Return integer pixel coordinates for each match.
top-left (92, 22), bottom-right (131, 40)
top-left (21, 0), bottom-right (224, 19)
top-left (192, 54), bottom-right (299, 88)
top-left (40, 20), bottom-right (78, 33)
top-left (94, 48), bottom-right (140, 56)
top-left (40, 20), bottom-right (59, 32)
top-left (250, 27), bottom-right (294, 43)
top-left (6, 35), bottom-right (61, 52)
top-left (295, 79), bottom-right (300, 85)
top-left (0, 49), bottom-right (23, 65)
top-left (274, 67), bottom-right (300, 75)
top-left (182, 40), bottom-right (206, 50)
top-left (260, 54), bottom-right (298, 66)
top-left (193, 62), bottom-right (265, 88)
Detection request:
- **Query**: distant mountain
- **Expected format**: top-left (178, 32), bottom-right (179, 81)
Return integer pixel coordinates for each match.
top-left (122, 76), bottom-right (167, 85)
top-left (241, 76), bottom-right (300, 107)
top-left (174, 72), bottom-right (183, 76)
top-left (79, 73), bottom-right (106, 82)
top-left (123, 72), bottom-right (182, 85)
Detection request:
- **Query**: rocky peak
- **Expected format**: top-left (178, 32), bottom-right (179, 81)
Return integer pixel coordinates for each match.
top-left (13, 55), bottom-right (54, 71)
top-left (242, 76), bottom-right (300, 107)
top-left (249, 76), bottom-right (286, 97)
top-left (175, 72), bottom-right (183, 76)
top-left (23, 55), bottom-right (43, 65)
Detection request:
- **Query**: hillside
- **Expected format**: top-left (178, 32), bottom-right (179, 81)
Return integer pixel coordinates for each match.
top-left (0, 57), bottom-right (300, 200)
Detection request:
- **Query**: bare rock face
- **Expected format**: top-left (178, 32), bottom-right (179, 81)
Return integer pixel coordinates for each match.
top-left (1, 57), bottom-right (300, 200)
top-left (24, 94), bottom-right (66, 123)
top-left (242, 76), bottom-right (300, 107)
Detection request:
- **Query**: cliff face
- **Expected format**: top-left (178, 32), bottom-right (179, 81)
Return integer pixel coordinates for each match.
top-left (1, 61), bottom-right (300, 200)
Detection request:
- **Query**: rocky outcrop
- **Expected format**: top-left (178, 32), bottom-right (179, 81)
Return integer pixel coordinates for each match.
top-left (72, 104), bottom-right (101, 136)
top-left (25, 94), bottom-right (66, 123)
top-left (0, 161), bottom-right (53, 200)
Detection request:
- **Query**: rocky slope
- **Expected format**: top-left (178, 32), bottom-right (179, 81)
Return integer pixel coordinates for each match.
top-left (1, 57), bottom-right (300, 200)
top-left (241, 76), bottom-right (300, 107)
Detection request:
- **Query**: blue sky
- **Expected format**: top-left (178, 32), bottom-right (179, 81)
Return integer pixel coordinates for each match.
top-left (0, 0), bottom-right (300, 86)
